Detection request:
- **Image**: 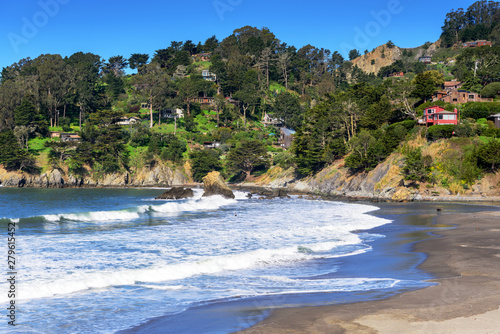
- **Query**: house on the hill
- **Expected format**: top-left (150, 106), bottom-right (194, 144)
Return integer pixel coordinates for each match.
top-left (488, 114), bottom-right (500, 129)
top-left (444, 80), bottom-right (462, 91)
top-left (61, 133), bottom-right (81, 142)
top-left (262, 113), bottom-right (284, 127)
top-left (116, 116), bottom-right (141, 125)
top-left (422, 106), bottom-right (458, 126)
top-left (161, 108), bottom-right (184, 119)
top-left (463, 40), bottom-right (492, 48)
top-left (203, 141), bottom-right (221, 149)
top-left (279, 127), bottom-right (296, 149)
top-left (389, 71), bottom-right (404, 78)
top-left (434, 90), bottom-right (492, 104)
top-left (419, 56), bottom-right (432, 64)
top-left (202, 70), bottom-right (216, 82)
top-left (189, 96), bottom-right (214, 106)
top-left (192, 52), bottom-right (211, 61)
top-left (50, 131), bottom-right (81, 142)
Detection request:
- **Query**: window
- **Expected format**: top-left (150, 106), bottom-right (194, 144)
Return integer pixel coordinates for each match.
top-left (439, 115), bottom-right (443, 120)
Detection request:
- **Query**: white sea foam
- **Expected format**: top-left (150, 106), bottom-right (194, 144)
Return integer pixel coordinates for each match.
top-left (2, 238), bottom-right (371, 302)
top-left (41, 193), bottom-right (239, 223)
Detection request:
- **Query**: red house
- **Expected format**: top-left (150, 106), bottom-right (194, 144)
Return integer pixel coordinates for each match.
top-left (462, 40), bottom-right (492, 48)
top-left (423, 106), bottom-right (458, 126)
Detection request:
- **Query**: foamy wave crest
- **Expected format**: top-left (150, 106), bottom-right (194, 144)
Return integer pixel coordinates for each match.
top-left (5, 238), bottom-right (365, 302)
top-left (41, 195), bottom-right (238, 223)
top-left (43, 206), bottom-right (151, 222)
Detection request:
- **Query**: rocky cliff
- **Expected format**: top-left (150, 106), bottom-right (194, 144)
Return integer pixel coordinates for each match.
top-left (252, 153), bottom-right (500, 202)
top-left (0, 163), bottom-right (189, 188)
top-left (351, 40), bottom-right (441, 76)
top-left (351, 44), bottom-right (402, 75)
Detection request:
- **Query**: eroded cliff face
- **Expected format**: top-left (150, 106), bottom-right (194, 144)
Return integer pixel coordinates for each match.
top-left (254, 153), bottom-right (500, 202)
top-left (256, 155), bottom-right (404, 200)
top-left (0, 163), bottom-right (189, 188)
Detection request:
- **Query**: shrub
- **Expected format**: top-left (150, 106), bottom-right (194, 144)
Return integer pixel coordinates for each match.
top-left (454, 124), bottom-right (476, 137)
top-left (273, 151), bottom-right (295, 169)
top-left (426, 125), bottom-right (455, 141)
top-left (401, 147), bottom-right (431, 182)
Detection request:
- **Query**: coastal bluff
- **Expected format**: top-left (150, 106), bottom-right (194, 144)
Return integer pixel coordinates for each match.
top-left (2, 153), bottom-right (499, 202)
top-left (0, 163), bottom-right (188, 188)
top-left (250, 152), bottom-right (500, 202)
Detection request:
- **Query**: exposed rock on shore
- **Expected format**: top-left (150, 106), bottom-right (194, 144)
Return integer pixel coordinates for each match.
top-left (202, 171), bottom-right (235, 199)
top-left (155, 187), bottom-right (194, 200)
top-left (251, 188), bottom-right (290, 199)
top-left (0, 163), bottom-right (189, 189)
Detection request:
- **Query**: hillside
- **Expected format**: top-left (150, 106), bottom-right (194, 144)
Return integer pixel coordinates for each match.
top-left (351, 40), bottom-right (442, 75)
top-left (351, 44), bottom-right (402, 75)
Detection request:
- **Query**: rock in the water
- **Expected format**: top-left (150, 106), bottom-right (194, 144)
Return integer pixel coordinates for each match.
top-left (251, 188), bottom-right (289, 199)
top-left (272, 188), bottom-right (290, 198)
top-left (202, 171), bottom-right (235, 199)
top-left (155, 187), bottom-right (194, 200)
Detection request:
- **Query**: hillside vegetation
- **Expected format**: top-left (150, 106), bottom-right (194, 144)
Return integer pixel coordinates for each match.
top-left (0, 1), bottom-right (499, 198)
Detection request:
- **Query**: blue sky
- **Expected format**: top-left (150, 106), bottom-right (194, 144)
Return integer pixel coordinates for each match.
top-left (1, 0), bottom-right (477, 71)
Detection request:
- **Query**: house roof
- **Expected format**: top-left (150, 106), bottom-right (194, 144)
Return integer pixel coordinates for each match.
top-left (444, 81), bottom-right (461, 87)
top-left (488, 113), bottom-right (500, 118)
top-left (424, 105), bottom-right (445, 110)
top-left (281, 127), bottom-right (296, 136)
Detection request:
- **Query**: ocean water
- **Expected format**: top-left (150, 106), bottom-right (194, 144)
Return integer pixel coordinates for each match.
top-left (1, 187), bottom-right (491, 334)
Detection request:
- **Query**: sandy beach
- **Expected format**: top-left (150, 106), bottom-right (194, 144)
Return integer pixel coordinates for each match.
top-left (238, 210), bottom-right (500, 334)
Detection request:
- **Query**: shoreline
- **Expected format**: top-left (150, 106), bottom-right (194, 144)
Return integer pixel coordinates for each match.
top-left (237, 210), bottom-right (500, 334)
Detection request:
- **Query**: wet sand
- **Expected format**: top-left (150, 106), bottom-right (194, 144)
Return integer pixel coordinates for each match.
top-left (238, 211), bottom-right (500, 334)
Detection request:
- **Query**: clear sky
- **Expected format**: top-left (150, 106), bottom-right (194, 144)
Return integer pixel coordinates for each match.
top-left (0, 0), bottom-right (477, 71)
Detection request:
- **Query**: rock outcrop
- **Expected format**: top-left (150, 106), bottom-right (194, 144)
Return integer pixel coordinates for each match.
top-left (0, 162), bottom-right (189, 189)
top-left (202, 171), bottom-right (235, 199)
top-left (155, 187), bottom-right (194, 200)
top-left (251, 188), bottom-right (290, 199)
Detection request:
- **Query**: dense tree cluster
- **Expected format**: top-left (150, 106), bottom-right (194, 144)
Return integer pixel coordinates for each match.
top-left (441, 1), bottom-right (500, 47)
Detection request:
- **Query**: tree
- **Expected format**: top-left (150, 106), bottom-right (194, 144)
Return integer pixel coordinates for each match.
top-left (479, 140), bottom-right (500, 172)
top-left (387, 78), bottom-right (419, 120)
top-left (190, 149), bottom-right (222, 182)
top-left (233, 70), bottom-right (260, 127)
top-left (135, 63), bottom-right (171, 127)
top-left (276, 49), bottom-right (291, 89)
top-left (204, 35), bottom-right (219, 52)
top-left (0, 130), bottom-right (37, 172)
top-left (349, 49), bottom-right (361, 61)
top-left (182, 40), bottom-right (197, 54)
top-left (67, 52), bottom-right (102, 129)
top-left (84, 109), bottom-right (129, 173)
top-left (344, 130), bottom-right (379, 171)
top-left (412, 70), bottom-right (444, 101)
top-left (129, 53), bottom-right (149, 71)
top-left (103, 55), bottom-right (128, 76)
top-left (227, 139), bottom-right (269, 179)
top-left (36, 54), bottom-right (71, 127)
top-left (273, 92), bottom-right (302, 130)
top-left (177, 74), bottom-right (214, 117)
top-left (480, 82), bottom-right (500, 98)
top-left (401, 147), bottom-right (431, 182)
